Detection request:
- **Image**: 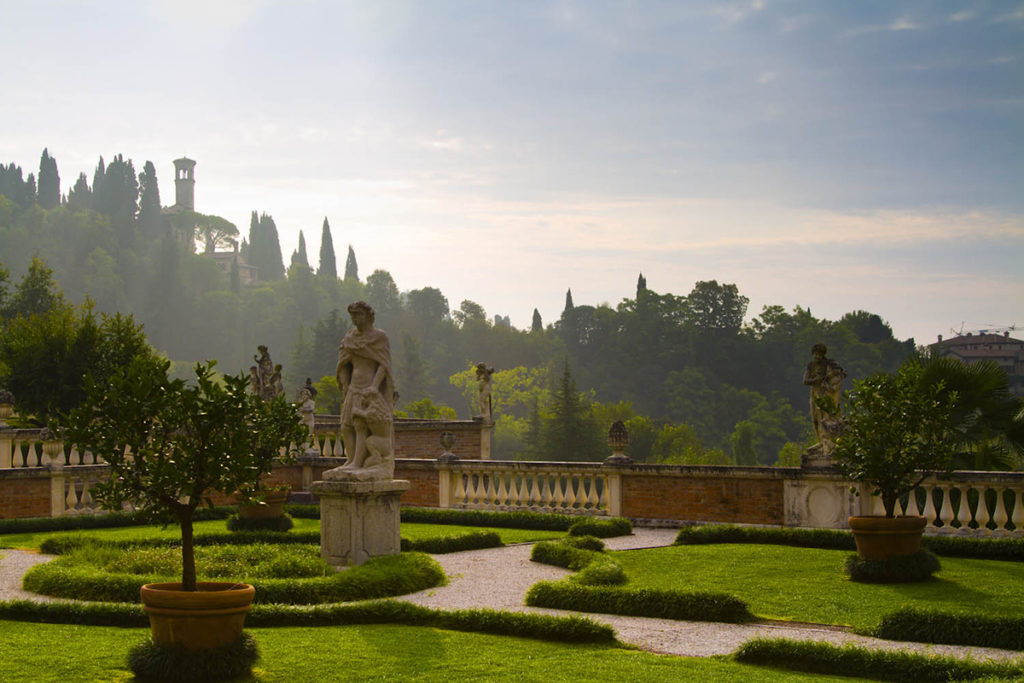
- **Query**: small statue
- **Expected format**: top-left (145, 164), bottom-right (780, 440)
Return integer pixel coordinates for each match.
top-left (475, 363), bottom-right (494, 421)
top-left (324, 301), bottom-right (396, 482)
top-left (251, 346), bottom-right (284, 402)
top-left (295, 378), bottom-right (318, 446)
top-left (802, 343), bottom-right (846, 456)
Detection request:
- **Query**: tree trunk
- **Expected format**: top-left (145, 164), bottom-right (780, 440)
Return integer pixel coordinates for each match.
top-left (179, 510), bottom-right (197, 591)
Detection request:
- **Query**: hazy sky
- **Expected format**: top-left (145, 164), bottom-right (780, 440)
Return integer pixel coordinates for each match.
top-left (2, 0), bottom-right (1022, 343)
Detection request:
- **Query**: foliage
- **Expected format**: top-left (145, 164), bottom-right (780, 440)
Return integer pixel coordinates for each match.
top-left (62, 358), bottom-right (307, 590)
top-left (226, 514), bottom-right (294, 532)
top-left (0, 298), bottom-right (157, 424)
top-left (844, 550), bottom-right (940, 583)
top-left (674, 524), bottom-right (856, 550)
top-left (128, 633), bottom-right (259, 683)
top-left (568, 517), bottom-right (633, 538)
top-left (0, 507), bottom-right (233, 537)
top-left (399, 506), bottom-right (580, 530)
top-left (396, 396), bottom-right (458, 420)
top-left (401, 530), bottom-right (502, 553)
top-left (531, 540), bottom-right (604, 571)
top-left (832, 360), bottom-right (960, 517)
top-left (872, 607), bottom-right (1024, 651)
top-left (561, 535), bottom-right (606, 552)
top-left (733, 637), bottom-right (1023, 682)
top-left (526, 581), bottom-right (753, 622)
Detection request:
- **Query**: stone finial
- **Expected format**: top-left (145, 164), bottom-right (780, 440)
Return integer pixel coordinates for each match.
top-left (604, 420), bottom-right (633, 465)
top-left (437, 431), bottom-right (459, 463)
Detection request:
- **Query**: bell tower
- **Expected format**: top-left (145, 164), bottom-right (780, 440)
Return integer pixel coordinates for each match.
top-left (173, 157), bottom-right (196, 211)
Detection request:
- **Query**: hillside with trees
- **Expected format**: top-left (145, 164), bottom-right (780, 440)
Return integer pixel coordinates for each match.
top-left (0, 148), bottom-right (923, 466)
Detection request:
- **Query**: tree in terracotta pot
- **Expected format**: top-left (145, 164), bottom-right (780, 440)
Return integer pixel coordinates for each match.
top-left (64, 356), bottom-right (307, 653)
top-left (832, 360), bottom-right (959, 560)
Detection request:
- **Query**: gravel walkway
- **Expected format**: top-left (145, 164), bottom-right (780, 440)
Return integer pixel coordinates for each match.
top-left (2, 532), bottom-right (1021, 663)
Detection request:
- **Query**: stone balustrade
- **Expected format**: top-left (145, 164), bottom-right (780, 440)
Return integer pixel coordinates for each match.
top-left (3, 424), bottom-right (1023, 537)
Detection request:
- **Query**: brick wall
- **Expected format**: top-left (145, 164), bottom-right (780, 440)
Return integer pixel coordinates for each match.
top-left (394, 461), bottom-right (440, 507)
top-left (0, 470), bottom-right (52, 519)
top-left (395, 421), bottom-right (483, 460)
top-left (621, 471), bottom-right (785, 524)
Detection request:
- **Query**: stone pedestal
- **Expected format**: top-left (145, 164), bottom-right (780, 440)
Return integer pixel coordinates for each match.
top-left (310, 478), bottom-right (409, 568)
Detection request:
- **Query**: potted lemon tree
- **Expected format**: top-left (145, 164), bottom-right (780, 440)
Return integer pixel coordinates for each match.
top-left (832, 360), bottom-right (959, 560)
top-left (64, 356), bottom-right (307, 652)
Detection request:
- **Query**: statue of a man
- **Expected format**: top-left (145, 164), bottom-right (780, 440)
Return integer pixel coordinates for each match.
top-left (475, 362), bottom-right (494, 421)
top-left (325, 301), bottom-right (396, 481)
top-left (803, 343), bottom-right (846, 455)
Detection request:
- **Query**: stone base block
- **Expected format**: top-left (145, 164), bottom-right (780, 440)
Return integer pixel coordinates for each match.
top-left (310, 478), bottom-right (410, 568)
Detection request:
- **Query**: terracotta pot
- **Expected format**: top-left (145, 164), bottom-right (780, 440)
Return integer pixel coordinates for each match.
top-left (140, 582), bottom-right (255, 651)
top-left (848, 515), bottom-right (927, 560)
top-left (236, 489), bottom-right (289, 519)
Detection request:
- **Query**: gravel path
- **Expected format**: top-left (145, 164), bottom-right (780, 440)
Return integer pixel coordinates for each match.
top-left (2, 531), bottom-right (1021, 663)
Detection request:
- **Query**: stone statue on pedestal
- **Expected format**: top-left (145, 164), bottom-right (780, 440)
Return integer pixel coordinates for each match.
top-left (251, 345), bottom-right (284, 402)
top-left (324, 301), bottom-right (396, 481)
top-left (802, 343), bottom-right (846, 460)
top-left (475, 363), bottom-right (494, 421)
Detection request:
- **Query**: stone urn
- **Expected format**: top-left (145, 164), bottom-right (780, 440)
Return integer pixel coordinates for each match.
top-left (603, 420), bottom-right (633, 466)
top-left (140, 582), bottom-right (255, 651)
top-left (848, 515), bottom-right (927, 560)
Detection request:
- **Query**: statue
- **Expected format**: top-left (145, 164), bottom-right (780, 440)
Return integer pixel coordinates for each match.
top-left (251, 345), bottom-right (284, 402)
top-left (475, 363), bottom-right (494, 421)
top-left (295, 378), bottom-right (318, 448)
top-left (802, 343), bottom-right (846, 456)
top-left (324, 301), bottom-right (396, 481)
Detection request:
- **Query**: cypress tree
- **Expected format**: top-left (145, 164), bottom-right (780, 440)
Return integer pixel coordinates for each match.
top-left (37, 148), bottom-right (60, 209)
top-left (344, 245), bottom-right (358, 282)
top-left (637, 272), bottom-right (647, 297)
top-left (137, 161), bottom-right (162, 240)
top-left (66, 173), bottom-right (92, 211)
top-left (230, 256), bottom-right (241, 295)
top-left (291, 230), bottom-right (310, 268)
top-left (260, 212), bottom-right (284, 280)
top-left (91, 157), bottom-right (106, 213)
top-left (564, 288), bottom-right (574, 315)
top-left (531, 308), bottom-right (543, 332)
top-left (318, 217), bottom-right (337, 277)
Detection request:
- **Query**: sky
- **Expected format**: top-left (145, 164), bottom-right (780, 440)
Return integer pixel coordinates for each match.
top-left (1, 0), bottom-right (1022, 344)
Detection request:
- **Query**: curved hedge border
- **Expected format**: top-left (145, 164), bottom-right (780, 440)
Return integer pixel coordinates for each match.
top-left (0, 599), bottom-right (616, 644)
top-left (40, 529), bottom-right (501, 556)
top-left (22, 551), bottom-right (444, 605)
top-left (871, 608), bottom-right (1024, 651)
top-left (568, 518), bottom-right (632, 538)
top-left (733, 637), bottom-right (1024, 682)
top-left (675, 524), bottom-right (1024, 561)
top-left (527, 581), bottom-right (753, 623)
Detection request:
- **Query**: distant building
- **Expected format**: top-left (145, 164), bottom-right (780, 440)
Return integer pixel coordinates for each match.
top-left (930, 332), bottom-right (1024, 396)
top-left (160, 157), bottom-right (259, 284)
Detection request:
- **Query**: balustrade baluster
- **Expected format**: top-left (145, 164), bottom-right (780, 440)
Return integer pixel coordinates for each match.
top-left (974, 487), bottom-right (994, 533)
top-left (870, 495), bottom-right (886, 516)
top-left (956, 486), bottom-right (973, 531)
top-left (552, 475), bottom-right (565, 510)
top-left (80, 482), bottom-right (94, 512)
top-left (65, 480), bottom-right (79, 513)
top-left (510, 475), bottom-right (524, 507)
top-left (938, 485), bottom-right (955, 531)
top-left (538, 474), bottom-right (551, 507)
top-left (921, 485), bottom-right (938, 530)
top-left (565, 476), bottom-right (578, 509)
top-left (587, 476), bottom-right (600, 509)
top-left (453, 471), bottom-right (466, 505)
top-left (991, 488), bottom-right (1008, 534)
top-left (1012, 489), bottom-right (1024, 531)
top-left (495, 473), bottom-right (508, 506)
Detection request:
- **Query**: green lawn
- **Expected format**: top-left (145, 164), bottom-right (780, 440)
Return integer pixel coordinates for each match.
top-left (0, 519), bottom-right (564, 550)
top-left (0, 620), bottom-right (875, 682)
top-left (613, 543), bottom-right (1024, 630)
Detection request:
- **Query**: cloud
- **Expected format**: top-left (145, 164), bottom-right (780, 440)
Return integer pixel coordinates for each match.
top-left (147, 0), bottom-right (265, 30)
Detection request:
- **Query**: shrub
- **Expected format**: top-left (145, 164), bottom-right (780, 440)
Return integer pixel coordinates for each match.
top-left (844, 550), bottom-right (940, 583)
top-left (526, 581), bottom-right (753, 623)
top-left (568, 517), bottom-right (632, 538)
top-left (0, 507), bottom-right (234, 537)
top-left (872, 608), bottom-right (1024, 651)
top-left (128, 633), bottom-right (259, 682)
top-left (226, 514), bottom-right (294, 533)
top-left (39, 531), bottom-right (320, 556)
top-left (733, 637), bottom-right (1024, 682)
top-left (400, 507), bottom-right (579, 530)
top-left (574, 561), bottom-right (627, 586)
top-left (400, 530), bottom-right (503, 554)
top-left (561, 535), bottom-right (605, 552)
top-left (922, 534), bottom-right (1024, 562)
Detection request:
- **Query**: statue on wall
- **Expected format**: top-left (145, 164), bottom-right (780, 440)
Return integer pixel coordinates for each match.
top-left (295, 378), bottom-right (318, 447)
top-left (325, 301), bottom-right (396, 481)
top-left (802, 343), bottom-right (846, 456)
top-left (475, 363), bottom-right (494, 421)
top-left (251, 345), bottom-right (284, 402)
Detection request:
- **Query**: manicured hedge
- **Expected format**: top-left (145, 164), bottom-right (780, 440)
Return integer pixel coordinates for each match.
top-left (22, 552), bottom-right (444, 605)
top-left (526, 581), bottom-right (753, 623)
top-left (401, 530), bottom-right (502, 554)
top-left (399, 507), bottom-right (580, 530)
top-left (733, 637), bottom-right (1024, 682)
top-left (0, 507), bottom-right (234, 537)
top-left (0, 599), bottom-right (616, 644)
top-left (530, 540), bottom-right (603, 571)
top-left (871, 608), bottom-right (1024, 651)
top-left (568, 517), bottom-right (632, 538)
top-left (845, 550), bottom-right (940, 583)
top-left (129, 633), bottom-right (258, 683)
top-left (226, 514), bottom-right (294, 533)
top-left (675, 523), bottom-right (1024, 561)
